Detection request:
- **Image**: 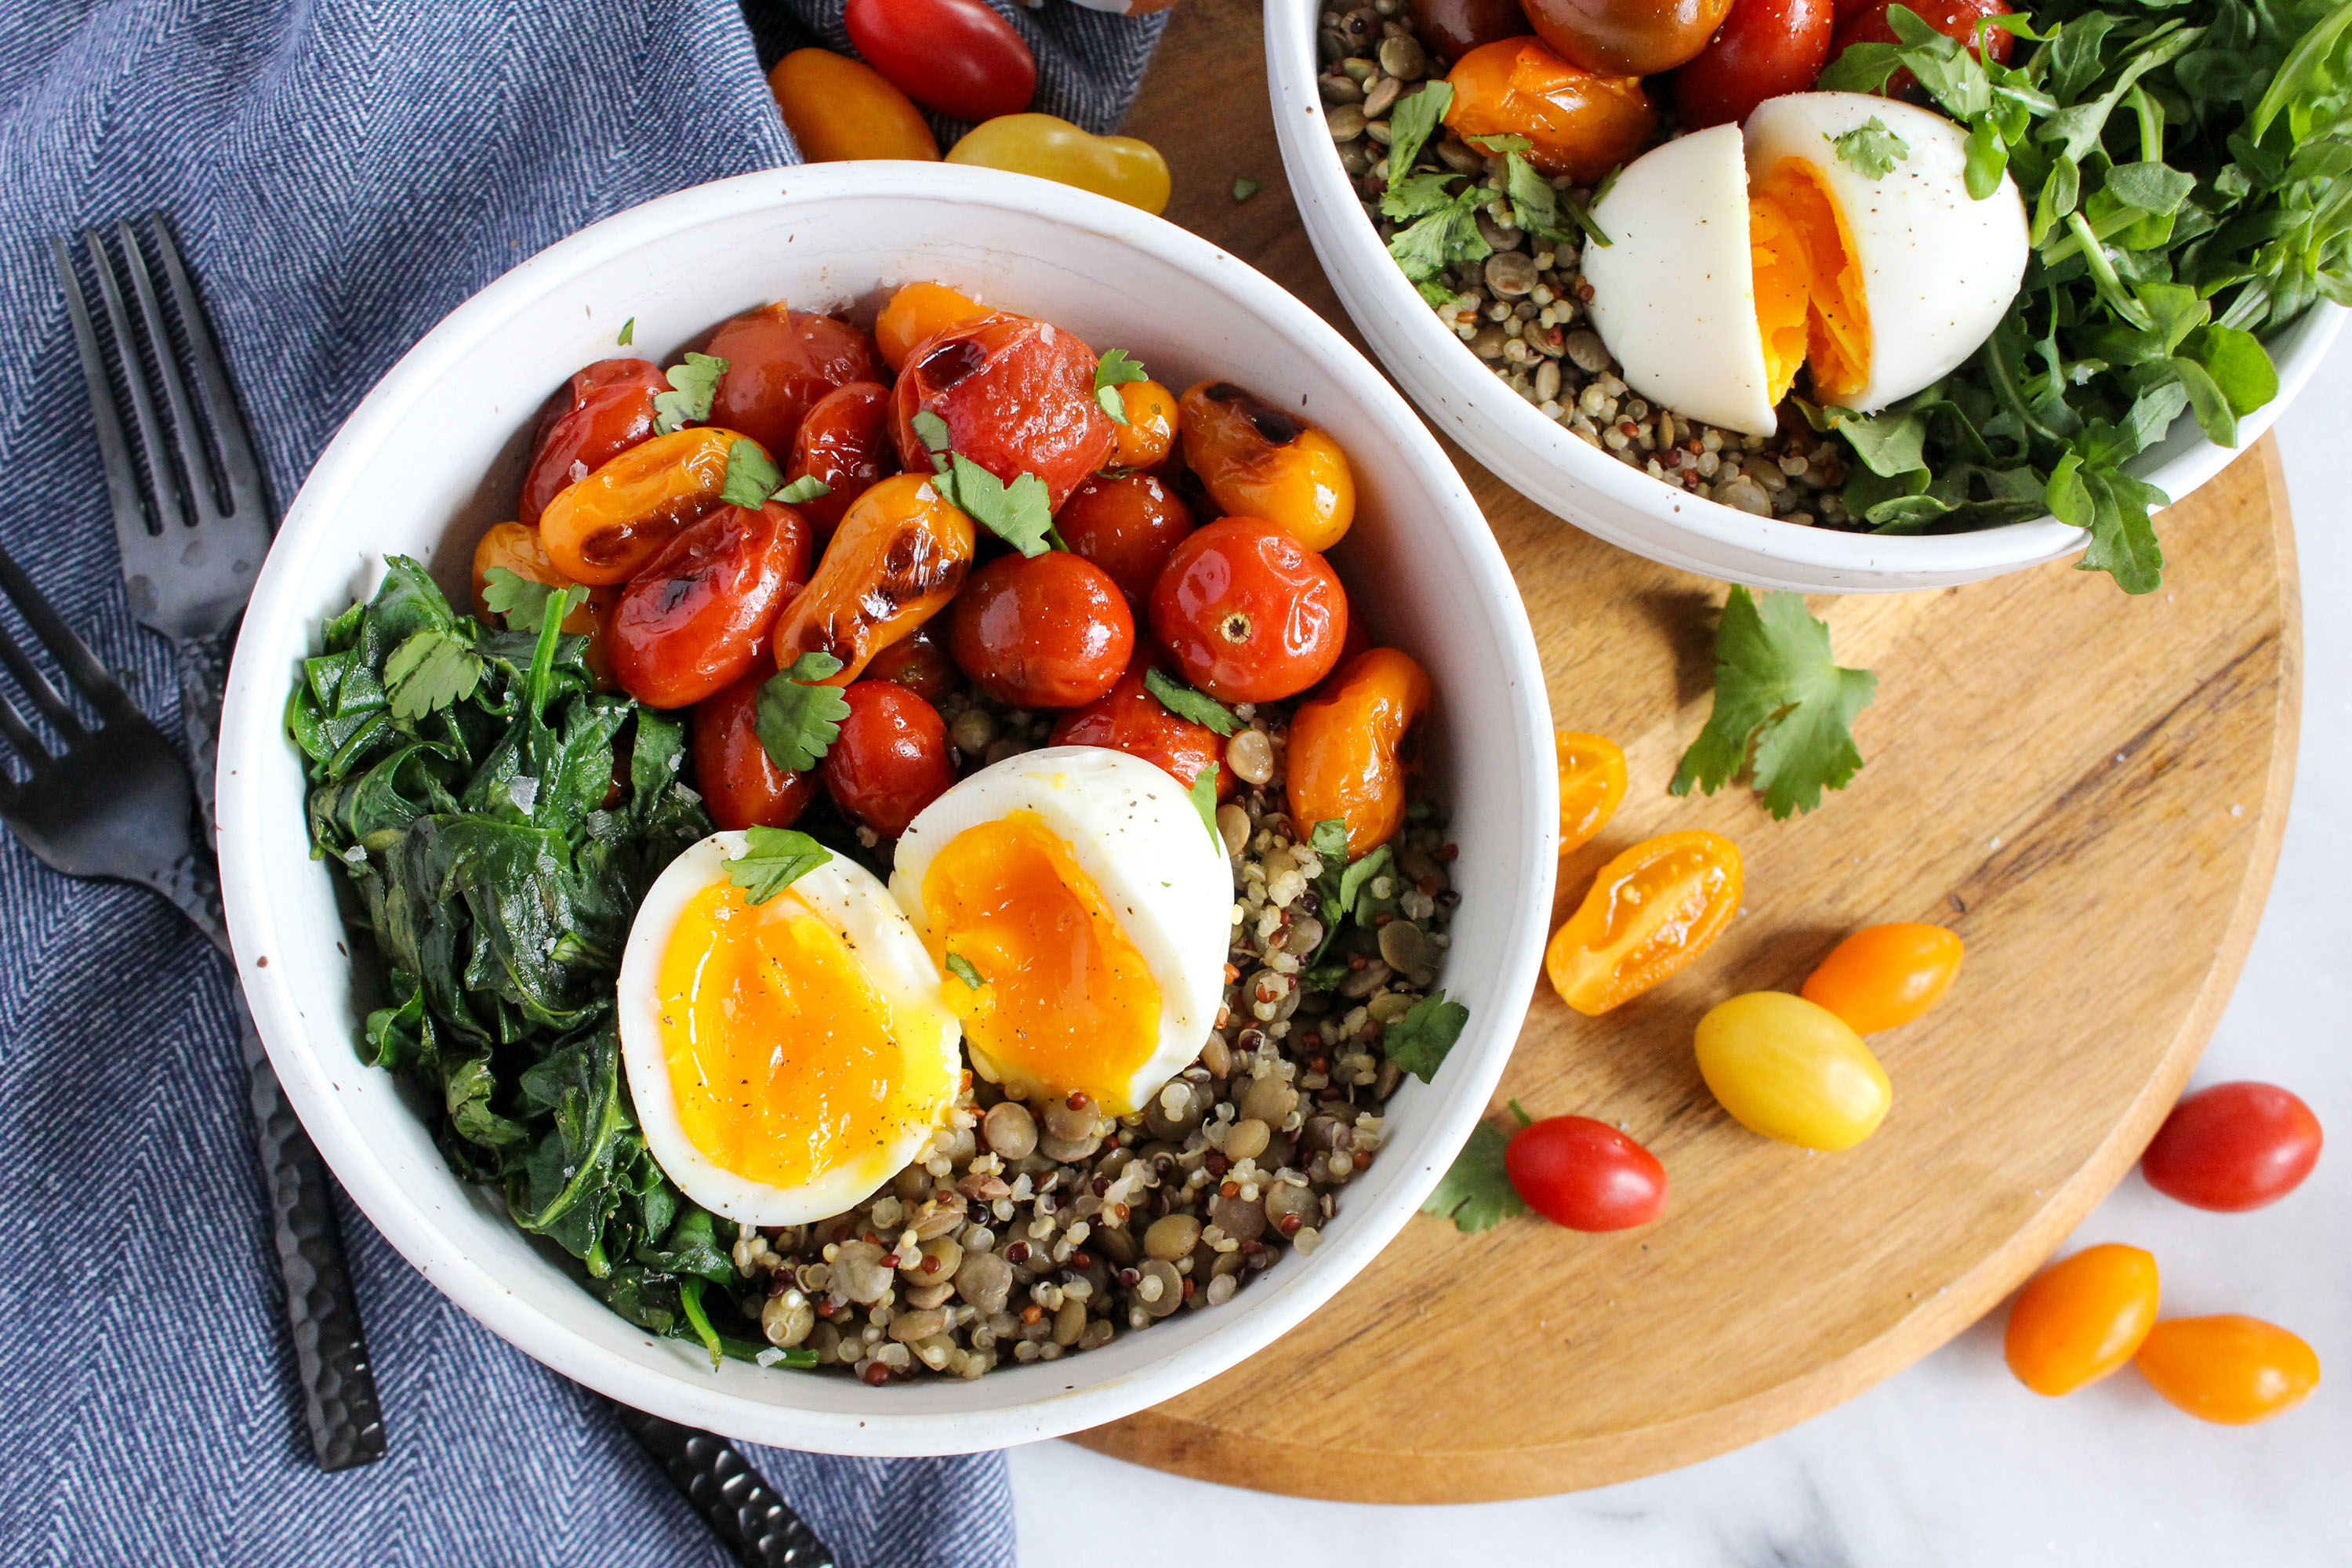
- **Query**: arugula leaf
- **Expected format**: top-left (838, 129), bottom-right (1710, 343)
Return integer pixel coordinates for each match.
top-left (652, 351), bottom-right (728, 435)
top-left (1188, 767), bottom-right (1221, 847)
top-left (933, 456), bottom-right (1055, 557)
top-left (481, 568), bottom-right (585, 635)
top-left (754, 652), bottom-right (851, 772)
top-left (772, 474), bottom-right (831, 505)
top-left (1232, 176), bottom-right (1264, 202)
top-left (1094, 348), bottom-right (1149, 425)
top-left (725, 826), bottom-right (832, 905)
top-left (1382, 81), bottom-right (1454, 204)
top-left (946, 953), bottom-right (985, 989)
top-left (1143, 666), bottom-right (1240, 735)
top-left (1384, 991), bottom-right (1468, 1083)
top-left (1671, 587), bottom-right (1877, 818)
top-left (720, 438), bottom-right (782, 507)
top-left (2049, 445), bottom-right (2169, 594)
top-left (1421, 1120), bottom-right (1526, 1233)
top-left (383, 628), bottom-right (484, 720)
top-left (1834, 118), bottom-right (1911, 179)
top-left (617, 317), bottom-right (634, 347)
top-left (1826, 403), bottom-right (1928, 476)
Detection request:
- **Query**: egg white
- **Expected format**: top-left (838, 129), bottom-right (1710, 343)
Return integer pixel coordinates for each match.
top-left (887, 746), bottom-right (1233, 1116)
top-left (617, 831), bottom-right (962, 1225)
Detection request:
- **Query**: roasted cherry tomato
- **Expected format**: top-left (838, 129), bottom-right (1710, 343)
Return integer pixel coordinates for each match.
top-left (946, 114), bottom-right (1172, 216)
top-left (606, 501), bottom-right (811, 710)
top-left (1149, 517), bottom-right (1349, 705)
top-left (706, 303), bottom-right (882, 462)
top-left (876, 281), bottom-right (993, 374)
top-left (1505, 1115), bottom-right (1669, 1231)
top-left (786, 379), bottom-right (897, 539)
top-left (1054, 474), bottom-right (1195, 601)
top-left (472, 521), bottom-right (593, 632)
top-left (767, 49), bottom-right (940, 162)
top-left (1800, 923), bottom-right (1964, 1033)
top-left (1547, 829), bottom-right (1741, 1015)
top-left (865, 625), bottom-right (959, 705)
top-left (1523, 0), bottom-right (1735, 74)
top-left (2135, 1316), bottom-right (2321, 1425)
top-left (819, 681), bottom-right (956, 837)
top-left (1674, 0), bottom-right (1835, 129)
top-left (1108, 379), bottom-right (1179, 471)
top-left (845, 0), bottom-right (1037, 122)
top-left (694, 673), bottom-right (817, 831)
top-left (1555, 731), bottom-right (1628, 852)
top-left (1287, 648), bottom-right (1432, 858)
top-left (890, 311), bottom-right (1116, 510)
top-left (2003, 1244), bottom-right (2161, 1397)
top-left (2140, 1082), bottom-right (2323, 1213)
top-left (538, 426), bottom-right (746, 585)
top-left (1047, 658), bottom-right (1232, 797)
top-left (1695, 991), bottom-right (1892, 1150)
top-left (1831, 0), bottom-right (2013, 98)
top-left (519, 358), bottom-right (666, 527)
top-left (768, 473), bottom-right (976, 684)
top-left (1443, 38), bottom-right (1657, 184)
top-left (1177, 382), bottom-right (1355, 552)
top-left (947, 551), bottom-right (1134, 710)
top-left (1410, 0), bottom-right (1536, 59)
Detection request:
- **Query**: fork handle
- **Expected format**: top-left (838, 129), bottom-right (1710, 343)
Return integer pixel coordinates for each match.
top-left (175, 631), bottom-right (230, 846)
top-left (608, 1402), bottom-right (837, 1568)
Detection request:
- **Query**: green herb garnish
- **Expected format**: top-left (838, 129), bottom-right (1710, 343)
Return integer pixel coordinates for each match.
top-left (932, 458), bottom-right (1054, 557)
top-left (1384, 991), bottom-right (1468, 1083)
top-left (1421, 1120), bottom-right (1526, 1232)
top-left (480, 569), bottom-right (583, 635)
top-left (755, 652), bottom-right (851, 773)
top-left (1672, 587), bottom-right (1876, 819)
top-left (1335, 844), bottom-right (1393, 925)
top-left (1383, 81), bottom-right (1454, 208)
top-left (1188, 768), bottom-right (1221, 847)
top-left (772, 474), bottom-right (831, 505)
top-left (1833, 118), bottom-right (1911, 178)
top-left (719, 438), bottom-right (782, 508)
top-left (1094, 348), bottom-right (1149, 424)
top-left (617, 316), bottom-right (635, 346)
top-left (651, 351), bottom-right (728, 435)
top-left (1232, 176), bottom-right (1264, 201)
top-left (725, 826), bottom-right (832, 905)
top-left (1143, 666), bottom-right (1239, 735)
top-left (946, 953), bottom-right (985, 989)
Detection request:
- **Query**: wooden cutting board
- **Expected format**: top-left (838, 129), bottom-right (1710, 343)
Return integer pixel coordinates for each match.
top-left (1080, 0), bottom-right (2300, 1502)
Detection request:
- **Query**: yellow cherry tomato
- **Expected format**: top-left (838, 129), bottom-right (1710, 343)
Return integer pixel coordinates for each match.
top-left (1802, 923), bottom-right (1965, 1033)
top-left (768, 49), bottom-right (940, 163)
top-left (2003, 1244), bottom-right (2161, 1396)
top-left (1555, 730), bottom-right (1628, 852)
top-left (1177, 380), bottom-right (1356, 551)
top-left (1694, 992), bottom-right (1892, 1151)
top-left (946, 114), bottom-right (1171, 215)
top-left (1110, 379), bottom-right (1179, 470)
top-left (1546, 829), bottom-right (1741, 1014)
top-left (2136, 1315), bottom-right (2321, 1425)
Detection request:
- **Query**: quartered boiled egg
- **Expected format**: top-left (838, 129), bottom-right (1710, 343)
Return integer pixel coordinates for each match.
top-left (1581, 93), bottom-right (2027, 434)
top-left (618, 833), bottom-right (962, 1225)
top-left (888, 746), bottom-right (1232, 1118)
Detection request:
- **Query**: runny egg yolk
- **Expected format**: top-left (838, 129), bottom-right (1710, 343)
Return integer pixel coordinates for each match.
top-left (655, 881), bottom-right (920, 1188)
top-left (1748, 159), bottom-right (1871, 406)
top-left (919, 810), bottom-right (1162, 1113)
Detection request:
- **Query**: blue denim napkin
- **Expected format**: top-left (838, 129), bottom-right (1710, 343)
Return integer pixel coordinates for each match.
top-left (0, 2), bottom-right (1166, 1563)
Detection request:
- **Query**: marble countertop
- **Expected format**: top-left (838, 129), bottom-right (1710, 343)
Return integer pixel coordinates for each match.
top-left (1009, 343), bottom-right (2352, 1568)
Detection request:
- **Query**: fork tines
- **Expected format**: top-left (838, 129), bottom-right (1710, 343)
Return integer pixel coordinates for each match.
top-left (0, 543), bottom-right (135, 795)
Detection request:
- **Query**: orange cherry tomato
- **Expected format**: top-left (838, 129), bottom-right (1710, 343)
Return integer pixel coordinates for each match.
top-left (518, 359), bottom-right (666, 527)
top-left (1545, 829), bottom-right (1742, 1014)
top-left (946, 550), bottom-right (1135, 710)
top-left (890, 312), bottom-right (1116, 513)
top-left (605, 501), bottom-right (811, 710)
top-left (1054, 474), bottom-right (1195, 601)
top-left (767, 49), bottom-right (940, 163)
top-left (1287, 648), bottom-right (1433, 858)
top-left (1800, 924), bottom-right (1965, 1033)
top-left (693, 673), bottom-right (817, 831)
top-left (818, 681), bottom-right (956, 837)
top-left (2003, 1244), bottom-right (2161, 1397)
top-left (1443, 38), bottom-right (1657, 183)
top-left (875, 281), bottom-right (992, 374)
top-left (706, 303), bottom-right (882, 461)
top-left (537, 426), bottom-right (745, 586)
top-left (1674, 0), bottom-right (1835, 129)
top-left (767, 473), bottom-right (976, 684)
top-left (1555, 730), bottom-right (1628, 851)
top-left (786, 379), bottom-right (898, 540)
top-left (1522, 0), bottom-right (1733, 74)
top-left (2135, 1316), bottom-right (2320, 1425)
top-left (471, 521), bottom-right (593, 632)
top-left (1148, 517), bottom-right (1349, 704)
top-left (1048, 656), bottom-right (1233, 797)
top-left (1176, 382), bottom-right (1355, 553)
top-left (865, 625), bottom-right (959, 705)
top-left (1831, 0), bottom-right (2013, 99)
top-left (1109, 379), bottom-right (1179, 471)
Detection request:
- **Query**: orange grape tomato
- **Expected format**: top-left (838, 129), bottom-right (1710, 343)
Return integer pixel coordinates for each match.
top-left (767, 49), bottom-right (940, 164)
top-left (537, 426), bottom-right (743, 585)
top-left (1176, 381), bottom-right (1356, 552)
top-left (2134, 1316), bottom-right (2321, 1425)
top-left (1109, 378), bottom-right (1179, 470)
top-left (1555, 730), bottom-right (1628, 851)
top-left (471, 521), bottom-right (595, 633)
top-left (1287, 648), bottom-right (1434, 858)
top-left (2003, 1244), bottom-right (2161, 1397)
top-left (1801, 923), bottom-right (1965, 1033)
top-left (946, 114), bottom-right (1171, 215)
top-left (1545, 829), bottom-right (1741, 1014)
top-left (1443, 38), bottom-right (1656, 184)
top-left (874, 281), bottom-right (992, 374)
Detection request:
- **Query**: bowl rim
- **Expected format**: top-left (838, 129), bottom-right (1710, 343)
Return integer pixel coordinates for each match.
top-left (213, 161), bottom-right (1560, 1452)
top-left (1262, 0), bottom-right (2347, 585)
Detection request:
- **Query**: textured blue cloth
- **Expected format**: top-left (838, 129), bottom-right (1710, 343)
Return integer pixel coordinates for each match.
top-left (0, 2), bottom-right (1164, 1563)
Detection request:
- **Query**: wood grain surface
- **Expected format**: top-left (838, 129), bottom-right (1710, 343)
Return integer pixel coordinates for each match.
top-left (1076, 0), bottom-right (2303, 1501)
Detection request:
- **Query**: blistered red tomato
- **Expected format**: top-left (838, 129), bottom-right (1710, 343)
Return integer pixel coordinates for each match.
top-left (606, 501), bottom-right (811, 710)
top-left (889, 312), bottom-right (1116, 511)
top-left (1675, 0), bottom-right (1835, 129)
top-left (844, 0), bottom-right (1037, 122)
top-left (1505, 1115), bottom-right (1669, 1231)
top-left (787, 379), bottom-right (898, 539)
top-left (1054, 474), bottom-right (1195, 601)
top-left (1048, 659), bottom-right (1232, 797)
top-left (2140, 1082), bottom-right (2323, 1213)
top-left (706, 303), bottom-right (882, 459)
top-left (1148, 518), bottom-right (1348, 704)
top-left (693, 673), bottom-right (815, 831)
top-left (947, 551), bottom-right (1134, 710)
top-left (819, 681), bottom-right (956, 837)
top-left (520, 358), bottom-right (666, 526)
top-left (864, 625), bottom-right (958, 705)
top-left (1831, 0), bottom-right (2013, 98)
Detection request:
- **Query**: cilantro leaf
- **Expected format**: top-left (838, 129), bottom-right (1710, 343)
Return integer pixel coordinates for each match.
top-left (720, 438), bottom-right (782, 507)
top-left (946, 953), bottom-right (985, 989)
top-left (1833, 118), bottom-right (1910, 180)
top-left (1336, 844), bottom-right (1392, 925)
top-left (617, 316), bottom-right (634, 347)
top-left (652, 351), bottom-right (728, 435)
top-left (934, 456), bottom-right (1054, 557)
top-left (1421, 1120), bottom-right (1526, 1233)
top-left (1308, 815), bottom-right (1351, 913)
top-left (1466, 132), bottom-right (1533, 155)
top-left (1094, 348), bottom-right (1148, 425)
top-left (754, 652), bottom-right (851, 772)
top-left (1232, 176), bottom-right (1264, 202)
top-left (1382, 81), bottom-right (1454, 204)
top-left (1188, 768), bottom-right (1221, 848)
top-left (1501, 153), bottom-right (1610, 249)
top-left (773, 474), bottom-right (831, 505)
top-left (1387, 187), bottom-right (1490, 282)
top-left (912, 409), bottom-right (953, 461)
top-left (480, 568), bottom-right (584, 634)
top-left (1143, 666), bottom-right (1239, 735)
top-left (1381, 170), bottom-right (1465, 223)
top-left (724, 826), bottom-right (832, 906)
top-left (383, 628), bottom-right (484, 720)
top-left (1671, 587), bottom-right (1877, 818)
top-left (1384, 991), bottom-right (1467, 1083)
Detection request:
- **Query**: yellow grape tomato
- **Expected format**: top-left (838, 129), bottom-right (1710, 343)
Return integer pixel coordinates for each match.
top-left (1695, 991), bottom-right (1892, 1151)
top-left (1555, 730), bottom-right (1628, 851)
top-left (946, 114), bottom-right (1171, 214)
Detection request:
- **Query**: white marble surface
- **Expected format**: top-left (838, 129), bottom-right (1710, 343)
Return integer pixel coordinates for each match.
top-left (1009, 339), bottom-right (2352, 1567)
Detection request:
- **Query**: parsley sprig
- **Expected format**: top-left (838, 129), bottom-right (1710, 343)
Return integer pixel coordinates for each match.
top-left (1671, 588), bottom-right (1876, 819)
top-left (383, 628), bottom-right (483, 720)
top-left (480, 569), bottom-right (584, 635)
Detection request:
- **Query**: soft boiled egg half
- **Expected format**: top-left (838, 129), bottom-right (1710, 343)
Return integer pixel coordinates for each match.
top-left (1581, 93), bottom-right (2028, 434)
top-left (890, 746), bottom-right (1232, 1118)
top-left (618, 833), bottom-right (962, 1225)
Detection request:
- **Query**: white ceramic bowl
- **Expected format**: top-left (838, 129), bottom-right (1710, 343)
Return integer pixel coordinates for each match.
top-left (1267, 2), bottom-right (2347, 593)
top-left (214, 164), bottom-right (1559, 1455)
